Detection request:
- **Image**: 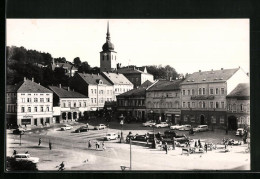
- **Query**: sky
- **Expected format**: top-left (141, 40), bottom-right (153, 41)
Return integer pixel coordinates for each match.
top-left (6, 19), bottom-right (249, 74)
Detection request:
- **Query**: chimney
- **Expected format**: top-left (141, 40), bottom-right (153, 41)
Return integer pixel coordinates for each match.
top-left (221, 68), bottom-right (223, 70)
top-left (169, 77), bottom-right (172, 81)
top-left (68, 87), bottom-right (70, 91)
top-left (32, 77), bottom-right (34, 82)
top-left (24, 77), bottom-right (26, 81)
top-left (59, 84), bottom-right (61, 88)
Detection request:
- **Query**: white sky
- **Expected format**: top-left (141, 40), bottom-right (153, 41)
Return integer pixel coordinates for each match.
top-left (6, 19), bottom-right (249, 74)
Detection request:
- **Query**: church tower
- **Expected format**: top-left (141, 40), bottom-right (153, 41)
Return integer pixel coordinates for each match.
top-left (100, 22), bottom-right (117, 72)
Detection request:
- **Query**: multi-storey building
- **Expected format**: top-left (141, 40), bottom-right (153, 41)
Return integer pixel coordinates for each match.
top-left (146, 79), bottom-right (183, 124)
top-left (101, 71), bottom-right (133, 100)
top-left (117, 66), bottom-right (154, 88)
top-left (51, 61), bottom-right (78, 77)
top-left (180, 68), bottom-right (249, 129)
top-left (69, 72), bottom-right (114, 111)
top-left (226, 83), bottom-right (250, 130)
top-left (6, 78), bottom-right (53, 127)
top-left (49, 85), bottom-right (89, 123)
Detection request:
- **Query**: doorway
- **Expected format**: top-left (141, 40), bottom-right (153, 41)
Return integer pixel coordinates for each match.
top-left (228, 116), bottom-right (237, 130)
top-left (200, 115), bottom-right (205, 125)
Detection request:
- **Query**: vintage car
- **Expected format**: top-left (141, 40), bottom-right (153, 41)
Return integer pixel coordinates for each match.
top-left (94, 124), bottom-right (106, 130)
top-left (104, 133), bottom-right (118, 140)
top-left (142, 121), bottom-right (156, 127)
top-left (154, 122), bottom-right (169, 128)
top-left (61, 124), bottom-right (73, 131)
top-left (14, 153), bottom-right (39, 163)
top-left (169, 124), bottom-right (183, 130)
top-left (236, 128), bottom-right (245, 136)
top-left (74, 126), bottom-right (89, 133)
top-left (178, 125), bottom-right (192, 131)
top-left (193, 125), bottom-right (209, 132)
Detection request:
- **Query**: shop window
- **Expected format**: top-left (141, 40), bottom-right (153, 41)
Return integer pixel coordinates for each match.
top-left (211, 116), bottom-right (216, 123)
top-left (182, 102), bottom-right (186, 108)
top-left (190, 115), bottom-right (195, 122)
top-left (184, 115), bottom-right (189, 122)
top-left (216, 102), bottom-right (219, 109)
top-left (220, 116), bottom-right (225, 124)
top-left (210, 102), bottom-right (214, 108)
top-left (21, 119), bottom-right (31, 125)
top-left (221, 102), bottom-right (225, 109)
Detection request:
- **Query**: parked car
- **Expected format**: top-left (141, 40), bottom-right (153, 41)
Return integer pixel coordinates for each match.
top-left (142, 121), bottom-right (156, 127)
top-left (179, 125), bottom-right (192, 131)
top-left (164, 130), bottom-right (177, 137)
top-left (104, 133), bottom-right (118, 140)
top-left (75, 126), bottom-right (89, 133)
top-left (236, 128), bottom-right (245, 136)
top-left (154, 122), bottom-right (169, 128)
top-left (61, 124), bottom-right (73, 131)
top-left (169, 124), bottom-right (183, 130)
top-left (193, 125), bottom-right (209, 132)
top-left (14, 153), bottom-right (39, 163)
top-left (132, 134), bottom-right (148, 141)
top-left (13, 128), bottom-right (26, 135)
top-left (94, 124), bottom-right (106, 130)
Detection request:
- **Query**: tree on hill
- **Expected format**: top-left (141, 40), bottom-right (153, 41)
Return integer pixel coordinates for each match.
top-left (78, 61), bottom-right (91, 73)
top-left (73, 57), bottom-right (82, 67)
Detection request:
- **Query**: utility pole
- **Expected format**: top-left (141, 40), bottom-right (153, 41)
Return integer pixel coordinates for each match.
top-left (19, 134), bottom-right (21, 146)
top-left (130, 138), bottom-right (132, 170)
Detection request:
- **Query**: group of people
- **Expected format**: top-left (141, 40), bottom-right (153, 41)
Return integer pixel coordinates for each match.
top-left (38, 138), bottom-right (52, 150)
top-left (88, 140), bottom-right (106, 150)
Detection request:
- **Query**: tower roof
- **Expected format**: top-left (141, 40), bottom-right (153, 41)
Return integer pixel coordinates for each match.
top-left (102, 21), bottom-right (115, 51)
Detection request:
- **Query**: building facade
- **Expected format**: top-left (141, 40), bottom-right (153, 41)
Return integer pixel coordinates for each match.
top-left (101, 71), bottom-right (134, 100)
top-left (226, 83), bottom-right (250, 130)
top-left (180, 68), bottom-right (249, 129)
top-left (51, 61), bottom-right (78, 77)
top-left (146, 79), bottom-right (183, 124)
top-left (69, 72), bottom-right (114, 111)
top-left (49, 85), bottom-right (89, 123)
top-left (6, 78), bottom-right (53, 127)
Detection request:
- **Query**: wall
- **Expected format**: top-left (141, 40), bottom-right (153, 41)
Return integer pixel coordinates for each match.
top-left (226, 68), bottom-right (249, 94)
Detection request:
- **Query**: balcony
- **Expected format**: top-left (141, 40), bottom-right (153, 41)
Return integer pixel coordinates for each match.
top-left (190, 95), bottom-right (215, 100)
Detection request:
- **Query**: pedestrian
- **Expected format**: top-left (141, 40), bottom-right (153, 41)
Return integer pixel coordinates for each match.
top-left (226, 128), bottom-right (228, 135)
top-left (195, 141), bottom-right (197, 148)
top-left (58, 161), bottom-right (65, 171)
top-left (25, 151), bottom-right (29, 154)
top-left (49, 140), bottom-right (52, 150)
top-left (86, 123), bottom-right (89, 129)
top-left (198, 139), bottom-right (202, 148)
top-left (204, 143), bottom-right (207, 153)
top-left (38, 138), bottom-right (42, 146)
top-left (102, 142), bottom-right (106, 150)
top-left (172, 137), bottom-right (175, 150)
top-left (88, 140), bottom-right (92, 149)
top-left (95, 142), bottom-right (99, 150)
top-left (25, 124), bottom-right (27, 129)
top-left (13, 149), bottom-right (17, 156)
top-left (165, 142), bottom-right (168, 154)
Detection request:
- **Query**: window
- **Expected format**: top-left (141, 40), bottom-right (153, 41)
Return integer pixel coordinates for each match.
top-left (28, 107), bottom-right (31, 112)
top-left (192, 102), bottom-right (195, 108)
top-left (183, 90), bottom-right (185, 95)
top-left (240, 104), bottom-right (243, 111)
top-left (199, 101), bottom-right (202, 108)
top-left (182, 102), bottom-right (186, 108)
top-left (221, 102), bottom-right (225, 109)
top-left (94, 98), bottom-right (96, 103)
top-left (220, 116), bottom-right (225, 124)
top-left (41, 106), bottom-right (44, 112)
top-left (202, 88), bottom-right (205, 95)
top-left (211, 116), bottom-right (216, 123)
top-left (190, 115), bottom-right (195, 122)
top-left (136, 78), bottom-right (138, 82)
top-left (228, 104), bottom-right (232, 111)
top-left (46, 98), bottom-right (50, 102)
top-left (94, 89), bottom-right (97, 94)
top-left (192, 89), bottom-right (195, 95)
top-left (188, 102), bottom-right (190, 108)
top-left (91, 89), bottom-right (93, 94)
top-left (216, 102), bottom-right (219, 108)
top-left (63, 103), bottom-right (66, 107)
top-left (40, 98), bottom-right (44, 102)
top-left (22, 98), bottom-right (25, 103)
top-left (188, 90), bottom-right (190, 96)
top-left (199, 88), bottom-right (202, 95)
top-left (221, 88), bottom-right (224, 95)
top-left (210, 102), bottom-right (214, 108)
top-left (34, 98), bottom-right (38, 102)
top-left (107, 90), bottom-right (109, 94)
top-left (210, 88), bottom-right (214, 95)
top-left (46, 107), bottom-right (49, 112)
top-left (34, 107), bottom-right (37, 112)
top-left (91, 98), bottom-right (93, 103)
top-left (21, 107), bottom-right (25, 112)
top-left (202, 101), bottom-right (206, 108)
top-left (27, 98), bottom-right (31, 102)
top-left (84, 102), bottom-right (87, 107)
top-left (215, 88), bottom-right (219, 95)
top-left (232, 104), bottom-right (236, 111)
top-left (68, 102), bottom-right (71, 107)
top-left (184, 115), bottom-right (189, 122)
top-left (176, 93), bottom-right (178, 97)
top-left (74, 102), bottom-right (76, 107)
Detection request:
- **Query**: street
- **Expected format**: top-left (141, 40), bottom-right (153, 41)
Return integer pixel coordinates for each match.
top-left (6, 120), bottom-right (250, 171)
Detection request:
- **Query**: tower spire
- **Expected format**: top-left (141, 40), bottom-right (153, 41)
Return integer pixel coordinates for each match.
top-left (106, 21), bottom-right (110, 42)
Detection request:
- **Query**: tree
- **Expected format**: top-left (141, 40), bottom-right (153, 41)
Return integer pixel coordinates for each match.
top-left (78, 61), bottom-right (91, 73)
top-left (73, 57), bottom-right (82, 67)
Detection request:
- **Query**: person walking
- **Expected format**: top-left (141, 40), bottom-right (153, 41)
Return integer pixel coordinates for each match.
top-left (38, 138), bottom-right (42, 146)
top-left (198, 139), bottom-right (202, 148)
top-left (102, 142), bottom-right (106, 150)
top-left (88, 140), bottom-right (92, 149)
top-left (204, 143), bottom-right (207, 153)
top-left (172, 137), bottom-right (175, 150)
top-left (49, 140), bottom-right (52, 150)
top-left (95, 142), bottom-right (99, 150)
top-left (86, 123), bottom-right (89, 129)
top-left (13, 149), bottom-right (17, 156)
top-left (195, 141), bottom-right (197, 148)
top-left (165, 142), bottom-right (168, 154)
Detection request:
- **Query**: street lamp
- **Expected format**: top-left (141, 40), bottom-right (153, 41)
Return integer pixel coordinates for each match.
top-left (20, 134), bottom-right (22, 146)
top-left (120, 118), bottom-right (124, 143)
top-left (150, 110), bottom-right (156, 149)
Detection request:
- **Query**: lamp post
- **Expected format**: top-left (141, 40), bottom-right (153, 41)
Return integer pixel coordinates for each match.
top-left (150, 110), bottom-right (156, 149)
top-left (120, 119), bottom-right (124, 143)
top-left (130, 138), bottom-right (132, 170)
top-left (19, 134), bottom-right (22, 146)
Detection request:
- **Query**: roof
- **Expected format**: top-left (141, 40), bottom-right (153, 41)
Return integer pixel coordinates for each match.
top-left (117, 87), bottom-right (147, 98)
top-left (227, 83), bottom-right (250, 99)
top-left (16, 80), bottom-right (52, 93)
top-left (102, 72), bottom-right (133, 85)
top-left (77, 73), bottom-right (112, 85)
top-left (139, 80), bottom-right (153, 88)
top-left (52, 62), bottom-right (78, 71)
top-left (117, 67), bottom-right (152, 75)
top-left (147, 79), bottom-right (183, 91)
top-left (6, 83), bottom-right (23, 93)
top-left (181, 68), bottom-right (239, 85)
top-left (49, 86), bottom-right (87, 98)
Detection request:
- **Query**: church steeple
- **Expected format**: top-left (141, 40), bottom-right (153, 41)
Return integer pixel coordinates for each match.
top-left (106, 21), bottom-right (110, 42)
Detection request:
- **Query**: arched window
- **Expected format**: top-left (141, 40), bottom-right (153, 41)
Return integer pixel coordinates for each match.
top-left (199, 101), bottom-right (202, 108)
top-left (199, 88), bottom-right (202, 95)
top-left (240, 104), bottom-right (243, 111)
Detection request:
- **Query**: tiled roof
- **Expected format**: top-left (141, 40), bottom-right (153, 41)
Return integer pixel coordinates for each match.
top-left (17, 80), bottom-right (52, 93)
top-left (117, 67), bottom-right (149, 75)
top-left (117, 87), bottom-right (146, 97)
top-left (77, 73), bottom-right (112, 85)
top-left (147, 79), bottom-right (183, 91)
top-left (52, 63), bottom-right (78, 71)
top-left (102, 72), bottom-right (133, 85)
top-left (140, 80), bottom-right (153, 88)
top-left (181, 68), bottom-right (239, 84)
top-left (227, 83), bottom-right (250, 98)
top-left (6, 83), bottom-right (23, 93)
top-left (49, 86), bottom-right (87, 98)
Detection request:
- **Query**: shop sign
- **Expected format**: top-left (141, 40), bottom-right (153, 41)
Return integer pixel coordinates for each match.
top-left (23, 115), bottom-right (33, 118)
